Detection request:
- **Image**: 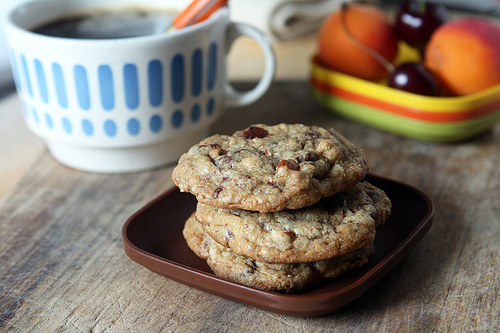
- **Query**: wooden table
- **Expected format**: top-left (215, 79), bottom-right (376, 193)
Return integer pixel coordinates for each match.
top-left (1, 82), bottom-right (499, 332)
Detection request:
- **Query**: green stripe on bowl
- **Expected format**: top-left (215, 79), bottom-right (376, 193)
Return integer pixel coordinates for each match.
top-left (312, 88), bottom-right (500, 143)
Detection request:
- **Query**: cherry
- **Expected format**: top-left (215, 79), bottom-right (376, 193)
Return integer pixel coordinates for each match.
top-left (388, 63), bottom-right (439, 96)
top-left (395, 0), bottom-right (449, 51)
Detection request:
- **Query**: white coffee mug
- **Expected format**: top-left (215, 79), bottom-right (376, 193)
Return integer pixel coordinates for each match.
top-left (4, 0), bottom-right (275, 173)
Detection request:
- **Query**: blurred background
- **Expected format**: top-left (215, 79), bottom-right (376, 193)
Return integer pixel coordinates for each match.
top-left (2, 0), bottom-right (500, 89)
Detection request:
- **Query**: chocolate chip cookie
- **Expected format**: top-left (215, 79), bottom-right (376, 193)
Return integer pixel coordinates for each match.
top-left (183, 214), bottom-right (374, 292)
top-left (195, 181), bottom-right (391, 264)
top-left (172, 123), bottom-right (369, 213)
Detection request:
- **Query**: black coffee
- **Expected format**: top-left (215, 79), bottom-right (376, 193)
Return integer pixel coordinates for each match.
top-left (32, 9), bottom-right (176, 39)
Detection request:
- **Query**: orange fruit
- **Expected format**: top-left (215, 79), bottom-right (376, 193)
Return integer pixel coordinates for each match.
top-left (318, 4), bottom-right (398, 81)
top-left (424, 18), bottom-right (500, 95)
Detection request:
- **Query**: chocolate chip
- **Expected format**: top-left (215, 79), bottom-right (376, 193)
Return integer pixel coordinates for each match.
top-left (277, 159), bottom-right (299, 171)
top-left (242, 126), bottom-right (269, 139)
top-left (284, 231), bottom-right (297, 241)
top-left (213, 185), bottom-right (224, 198)
top-left (250, 260), bottom-right (258, 271)
top-left (244, 260), bottom-right (258, 276)
top-left (304, 152), bottom-right (317, 161)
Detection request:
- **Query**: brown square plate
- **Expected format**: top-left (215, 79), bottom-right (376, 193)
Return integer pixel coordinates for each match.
top-left (122, 174), bottom-right (434, 317)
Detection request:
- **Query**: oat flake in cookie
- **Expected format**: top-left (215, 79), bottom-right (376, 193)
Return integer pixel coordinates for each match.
top-left (183, 214), bottom-right (375, 292)
top-left (196, 181), bottom-right (391, 264)
top-left (172, 123), bottom-right (369, 212)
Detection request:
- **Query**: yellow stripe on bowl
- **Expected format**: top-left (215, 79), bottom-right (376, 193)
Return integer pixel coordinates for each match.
top-left (311, 58), bottom-right (500, 113)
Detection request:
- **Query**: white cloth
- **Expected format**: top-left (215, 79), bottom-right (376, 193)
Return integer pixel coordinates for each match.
top-left (231, 0), bottom-right (347, 41)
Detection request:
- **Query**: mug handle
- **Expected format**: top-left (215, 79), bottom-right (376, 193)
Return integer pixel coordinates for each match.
top-left (224, 22), bottom-right (276, 108)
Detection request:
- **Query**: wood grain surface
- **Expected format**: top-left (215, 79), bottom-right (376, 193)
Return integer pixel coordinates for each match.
top-left (0, 94), bottom-right (45, 201)
top-left (1, 82), bottom-right (499, 332)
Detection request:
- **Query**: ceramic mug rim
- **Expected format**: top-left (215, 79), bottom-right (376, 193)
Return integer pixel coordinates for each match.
top-left (5, 0), bottom-right (226, 45)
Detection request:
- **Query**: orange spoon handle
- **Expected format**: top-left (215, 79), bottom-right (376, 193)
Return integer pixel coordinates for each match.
top-left (173, 0), bottom-right (229, 30)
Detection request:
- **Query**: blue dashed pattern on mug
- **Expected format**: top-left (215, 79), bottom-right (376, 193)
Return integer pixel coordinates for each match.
top-left (104, 120), bottom-right (117, 137)
top-left (208, 42), bottom-right (217, 91)
top-left (192, 48), bottom-right (203, 97)
top-left (45, 113), bottom-right (53, 129)
top-left (74, 65), bottom-right (90, 110)
top-left (82, 119), bottom-right (93, 136)
top-left (190, 104), bottom-right (201, 123)
top-left (171, 54), bottom-right (185, 104)
top-left (62, 117), bottom-right (72, 134)
top-left (124, 64), bottom-right (139, 110)
top-left (10, 43), bottom-right (219, 140)
top-left (98, 65), bottom-right (115, 111)
top-left (148, 60), bottom-right (163, 107)
top-left (127, 118), bottom-right (140, 136)
top-left (34, 59), bottom-right (49, 104)
top-left (150, 115), bottom-right (163, 133)
top-left (21, 55), bottom-right (33, 97)
top-left (171, 110), bottom-right (183, 129)
top-left (52, 63), bottom-right (68, 109)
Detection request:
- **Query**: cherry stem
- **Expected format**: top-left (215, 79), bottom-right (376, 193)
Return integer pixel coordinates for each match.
top-left (340, 3), bottom-right (395, 75)
top-left (418, 0), bottom-right (426, 14)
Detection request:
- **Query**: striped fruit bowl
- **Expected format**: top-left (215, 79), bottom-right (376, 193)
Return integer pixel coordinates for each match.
top-left (310, 56), bottom-right (500, 143)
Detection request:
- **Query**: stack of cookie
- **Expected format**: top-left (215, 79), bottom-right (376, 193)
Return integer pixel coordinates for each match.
top-left (172, 123), bottom-right (391, 292)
